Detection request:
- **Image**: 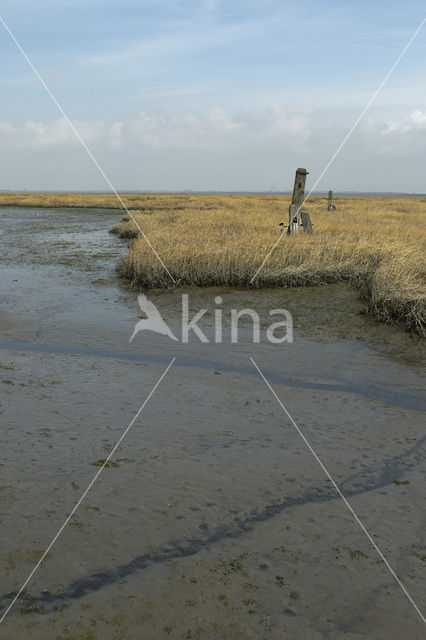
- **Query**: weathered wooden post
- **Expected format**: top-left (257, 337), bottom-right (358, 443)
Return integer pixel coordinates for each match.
top-left (327, 190), bottom-right (336, 211)
top-left (288, 168), bottom-right (309, 235)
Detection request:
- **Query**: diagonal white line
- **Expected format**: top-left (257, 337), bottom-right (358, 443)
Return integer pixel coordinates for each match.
top-left (0, 357), bottom-right (176, 624)
top-left (0, 15), bottom-right (176, 284)
top-left (250, 17), bottom-right (426, 283)
top-left (249, 356), bottom-right (426, 626)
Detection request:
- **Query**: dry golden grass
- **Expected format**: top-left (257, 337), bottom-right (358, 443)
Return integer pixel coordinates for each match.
top-left (0, 192), bottom-right (149, 209)
top-left (2, 192), bottom-right (424, 334)
top-left (111, 194), bottom-right (425, 335)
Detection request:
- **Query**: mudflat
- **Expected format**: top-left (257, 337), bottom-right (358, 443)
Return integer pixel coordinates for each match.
top-left (0, 206), bottom-right (424, 639)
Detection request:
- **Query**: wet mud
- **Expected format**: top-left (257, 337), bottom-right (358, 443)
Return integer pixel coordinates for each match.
top-left (0, 207), bottom-right (424, 639)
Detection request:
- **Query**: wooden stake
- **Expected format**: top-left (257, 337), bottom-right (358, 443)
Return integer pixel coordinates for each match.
top-left (327, 189), bottom-right (336, 211)
top-left (288, 168), bottom-right (308, 234)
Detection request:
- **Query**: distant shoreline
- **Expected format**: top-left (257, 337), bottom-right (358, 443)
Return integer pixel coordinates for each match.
top-left (0, 191), bottom-right (425, 209)
top-left (1, 190), bottom-right (425, 198)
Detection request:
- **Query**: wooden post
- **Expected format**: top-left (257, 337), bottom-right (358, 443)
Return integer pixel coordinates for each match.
top-left (288, 168), bottom-right (308, 235)
top-left (301, 211), bottom-right (313, 233)
top-left (327, 190), bottom-right (336, 211)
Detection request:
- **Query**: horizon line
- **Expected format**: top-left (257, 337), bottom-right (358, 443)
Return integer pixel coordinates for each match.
top-left (1, 189), bottom-right (425, 197)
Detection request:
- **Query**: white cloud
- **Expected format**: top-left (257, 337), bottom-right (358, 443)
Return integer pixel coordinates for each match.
top-left (383, 110), bottom-right (426, 135)
top-left (207, 108), bottom-right (243, 132)
top-left (0, 117), bottom-right (105, 148)
top-left (1, 105), bottom-right (425, 191)
top-left (267, 104), bottom-right (314, 140)
top-left (108, 121), bottom-right (124, 149)
top-left (0, 122), bottom-right (15, 135)
top-left (3, 107), bottom-right (425, 155)
top-left (125, 108), bottom-right (244, 149)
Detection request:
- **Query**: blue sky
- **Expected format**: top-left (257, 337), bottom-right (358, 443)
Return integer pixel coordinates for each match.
top-left (0, 0), bottom-right (425, 191)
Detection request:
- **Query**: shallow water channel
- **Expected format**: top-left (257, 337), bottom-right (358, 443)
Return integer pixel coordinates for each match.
top-left (0, 207), bottom-right (424, 639)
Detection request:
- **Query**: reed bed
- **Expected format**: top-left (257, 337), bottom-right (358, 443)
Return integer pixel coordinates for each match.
top-left (111, 195), bottom-right (425, 335)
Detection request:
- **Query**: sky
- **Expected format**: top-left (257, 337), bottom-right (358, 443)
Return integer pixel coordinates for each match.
top-left (0, 0), bottom-right (425, 192)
